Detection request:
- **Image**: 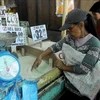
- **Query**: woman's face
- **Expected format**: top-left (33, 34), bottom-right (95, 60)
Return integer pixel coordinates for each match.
top-left (92, 12), bottom-right (100, 20)
top-left (67, 23), bottom-right (84, 39)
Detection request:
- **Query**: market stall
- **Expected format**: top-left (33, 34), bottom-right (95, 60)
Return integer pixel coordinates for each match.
top-left (0, 4), bottom-right (65, 99)
top-left (0, 38), bottom-right (64, 100)
top-left (17, 43), bottom-right (64, 100)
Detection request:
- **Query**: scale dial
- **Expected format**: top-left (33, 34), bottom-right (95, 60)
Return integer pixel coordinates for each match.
top-left (0, 52), bottom-right (20, 81)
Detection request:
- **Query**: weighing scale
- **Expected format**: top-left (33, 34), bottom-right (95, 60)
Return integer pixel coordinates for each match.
top-left (0, 33), bottom-right (20, 81)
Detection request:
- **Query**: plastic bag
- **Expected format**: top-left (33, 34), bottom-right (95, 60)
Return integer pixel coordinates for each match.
top-left (22, 80), bottom-right (38, 100)
top-left (0, 75), bottom-right (22, 100)
top-left (62, 43), bottom-right (100, 100)
top-left (0, 76), bottom-right (22, 90)
top-left (3, 83), bottom-right (21, 100)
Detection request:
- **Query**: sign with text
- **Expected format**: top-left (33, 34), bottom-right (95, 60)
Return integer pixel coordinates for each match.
top-left (0, 6), bottom-right (6, 18)
top-left (0, 26), bottom-right (25, 45)
top-left (6, 13), bottom-right (19, 26)
top-left (30, 24), bottom-right (47, 41)
top-left (0, 6), bottom-right (7, 26)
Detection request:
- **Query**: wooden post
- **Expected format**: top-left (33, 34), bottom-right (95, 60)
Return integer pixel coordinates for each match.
top-left (1, 0), bottom-right (4, 6)
top-left (61, 0), bottom-right (68, 38)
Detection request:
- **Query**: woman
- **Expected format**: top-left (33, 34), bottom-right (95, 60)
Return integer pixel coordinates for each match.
top-left (31, 9), bottom-right (100, 100)
top-left (89, 1), bottom-right (100, 39)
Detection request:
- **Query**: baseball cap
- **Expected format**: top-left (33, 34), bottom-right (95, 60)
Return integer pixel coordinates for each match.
top-left (59, 8), bottom-right (88, 31)
top-left (89, 2), bottom-right (100, 12)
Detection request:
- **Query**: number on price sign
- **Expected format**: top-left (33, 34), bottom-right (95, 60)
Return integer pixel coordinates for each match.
top-left (30, 24), bottom-right (47, 41)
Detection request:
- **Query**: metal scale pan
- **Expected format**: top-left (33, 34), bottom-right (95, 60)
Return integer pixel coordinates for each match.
top-left (0, 33), bottom-right (17, 50)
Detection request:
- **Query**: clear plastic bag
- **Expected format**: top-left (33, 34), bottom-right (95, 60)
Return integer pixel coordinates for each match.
top-left (3, 83), bottom-right (21, 100)
top-left (0, 76), bottom-right (22, 100)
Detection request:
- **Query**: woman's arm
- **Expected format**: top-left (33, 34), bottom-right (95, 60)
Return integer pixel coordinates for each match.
top-left (39, 47), bottom-right (53, 59)
top-left (31, 48), bottom-right (53, 71)
top-left (55, 59), bottom-right (74, 72)
top-left (31, 36), bottom-right (68, 71)
top-left (74, 37), bottom-right (100, 74)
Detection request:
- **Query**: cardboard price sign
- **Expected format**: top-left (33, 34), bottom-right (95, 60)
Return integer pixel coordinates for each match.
top-left (30, 24), bottom-right (47, 41)
top-left (0, 6), bottom-right (7, 26)
top-left (0, 6), bottom-right (6, 18)
top-left (0, 26), bottom-right (25, 45)
top-left (6, 13), bottom-right (19, 26)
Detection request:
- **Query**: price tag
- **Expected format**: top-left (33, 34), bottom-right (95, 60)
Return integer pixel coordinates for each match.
top-left (30, 24), bottom-right (47, 41)
top-left (6, 13), bottom-right (19, 26)
top-left (0, 6), bottom-right (6, 18)
top-left (19, 21), bottom-right (30, 45)
top-left (0, 6), bottom-right (7, 26)
top-left (0, 26), bottom-right (26, 46)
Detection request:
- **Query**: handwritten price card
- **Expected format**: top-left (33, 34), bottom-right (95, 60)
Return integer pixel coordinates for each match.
top-left (19, 21), bottom-right (30, 45)
top-left (0, 26), bottom-right (25, 46)
top-left (30, 24), bottom-right (47, 41)
top-left (6, 13), bottom-right (19, 26)
top-left (0, 6), bottom-right (6, 18)
top-left (0, 6), bottom-right (7, 26)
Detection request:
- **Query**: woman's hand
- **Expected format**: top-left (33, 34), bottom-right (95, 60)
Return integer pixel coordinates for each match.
top-left (55, 59), bottom-right (65, 70)
top-left (31, 55), bottom-right (42, 71)
top-left (31, 48), bottom-right (53, 71)
top-left (55, 59), bottom-right (74, 72)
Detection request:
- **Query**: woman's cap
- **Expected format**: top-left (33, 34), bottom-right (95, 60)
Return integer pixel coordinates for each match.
top-left (89, 2), bottom-right (100, 12)
top-left (59, 8), bottom-right (88, 31)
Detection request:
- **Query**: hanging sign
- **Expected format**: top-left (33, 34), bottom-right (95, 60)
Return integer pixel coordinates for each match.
top-left (6, 13), bottom-right (19, 26)
top-left (30, 24), bottom-right (47, 41)
top-left (0, 26), bottom-right (25, 46)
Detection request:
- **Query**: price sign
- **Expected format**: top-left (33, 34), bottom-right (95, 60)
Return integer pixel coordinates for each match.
top-left (0, 6), bottom-right (6, 18)
top-left (6, 13), bottom-right (19, 26)
top-left (19, 21), bottom-right (30, 45)
top-left (0, 26), bottom-right (25, 46)
top-left (30, 24), bottom-right (47, 41)
top-left (0, 6), bottom-right (7, 26)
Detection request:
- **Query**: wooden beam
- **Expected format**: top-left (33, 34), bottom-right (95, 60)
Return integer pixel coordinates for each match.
top-left (61, 0), bottom-right (68, 38)
top-left (1, 0), bottom-right (4, 6)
